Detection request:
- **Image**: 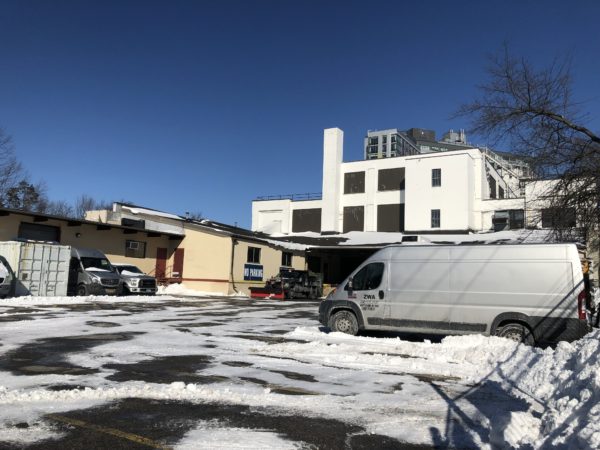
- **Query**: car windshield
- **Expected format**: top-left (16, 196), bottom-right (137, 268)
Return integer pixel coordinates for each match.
top-left (81, 257), bottom-right (113, 271)
top-left (116, 265), bottom-right (143, 274)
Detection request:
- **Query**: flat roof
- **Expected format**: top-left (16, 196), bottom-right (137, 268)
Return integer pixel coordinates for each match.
top-left (0, 207), bottom-right (184, 239)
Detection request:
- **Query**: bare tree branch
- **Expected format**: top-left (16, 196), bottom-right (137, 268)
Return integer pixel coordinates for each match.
top-left (457, 44), bottom-right (600, 248)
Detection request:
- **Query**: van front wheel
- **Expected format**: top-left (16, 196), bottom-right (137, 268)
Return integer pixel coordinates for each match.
top-left (495, 323), bottom-right (534, 346)
top-left (329, 310), bottom-right (359, 335)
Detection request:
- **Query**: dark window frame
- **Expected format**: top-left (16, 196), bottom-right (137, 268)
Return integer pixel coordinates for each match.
top-left (378, 168), bottom-right (405, 192)
top-left (431, 209), bottom-right (441, 228)
top-left (281, 252), bottom-right (293, 267)
top-left (344, 171), bottom-right (366, 194)
top-left (18, 222), bottom-right (61, 242)
top-left (541, 208), bottom-right (576, 229)
top-left (125, 239), bottom-right (146, 258)
top-left (343, 206), bottom-right (365, 233)
top-left (247, 246), bottom-right (261, 263)
top-left (432, 168), bottom-right (441, 187)
top-left (291, 208), bottom-right (321, 233)
top-left (377, 204), bottom-right (405, 232)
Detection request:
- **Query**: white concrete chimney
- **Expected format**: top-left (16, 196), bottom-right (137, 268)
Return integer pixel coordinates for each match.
top-left (321, 128), bottom-right (343, 233)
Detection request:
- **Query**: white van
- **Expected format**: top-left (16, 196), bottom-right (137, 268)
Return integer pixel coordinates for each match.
top-left (68, 248), bottom-right (122, 296)
top-left (319, 244), bottom-right (590, 345)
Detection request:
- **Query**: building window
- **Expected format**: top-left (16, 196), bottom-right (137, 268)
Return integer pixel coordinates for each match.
top-left (18, 222), bottom-right (61, 242)
top-left (378, 168), bottom-right (405, 191)
top-left (489, 177), bottom-right (497, 199)
top-left (541, 208), bottom-right (576, 228)
top-left (377, 204), bottom-right (405, 232)
top-left (344, 171), bottom-right (365, 194)
top-left (247, 246), bottom-right (261, 263)
top-left (292, 208), bottom-right (321, 233)
top-left (382, 136), bottom-right (387, 144)
top-left (282, 252), bottom-right (292, 267)
top-left (368, 137), bottom-right (378, 145)
top-left (125, 240), bottom-right (146, 258)
top-left (492, 210), bottom-right (525, 231)
top-left (432, 169), bottom-right (441, 187)
top-left (343, 206), bottom-right (364, 233)
top-left (431, 209), bottom-right (441, 228)
top-left (499, 186), bottom-right (505, 199)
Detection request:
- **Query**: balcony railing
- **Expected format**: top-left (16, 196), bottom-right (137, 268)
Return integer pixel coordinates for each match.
top-left (254, 193), bottom-right (322, 201)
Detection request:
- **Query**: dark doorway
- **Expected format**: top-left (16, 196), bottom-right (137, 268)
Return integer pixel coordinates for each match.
top-left (155, 248), bottom-right (167, 279)
top-left (173, 248), bottom-right (185, 279)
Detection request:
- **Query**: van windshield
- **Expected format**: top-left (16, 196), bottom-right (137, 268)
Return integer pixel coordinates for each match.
top-left (349, 262), bottom-right (384, 291)
top-left (81, 257), bottom-right (113, 272)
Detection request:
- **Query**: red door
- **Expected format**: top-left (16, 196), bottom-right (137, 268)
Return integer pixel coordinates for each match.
top-left (173, 248), bottom-right (184, 279)
top-left (155, 248), bottom-right (167, 279)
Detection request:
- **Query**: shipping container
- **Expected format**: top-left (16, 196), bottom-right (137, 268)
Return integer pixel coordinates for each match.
top-left (0, 241), bottom-right (71, 296)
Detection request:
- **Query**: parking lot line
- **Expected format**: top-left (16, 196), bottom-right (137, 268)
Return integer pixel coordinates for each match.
top-left (46, 413), bottom-right (173, 449)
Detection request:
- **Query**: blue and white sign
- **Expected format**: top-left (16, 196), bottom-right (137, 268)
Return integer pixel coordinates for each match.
top-left (244, 264), bottom-right (263, 281)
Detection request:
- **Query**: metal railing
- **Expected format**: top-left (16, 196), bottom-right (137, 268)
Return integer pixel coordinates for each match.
top-left (254, 193), bottom-right (322, 201)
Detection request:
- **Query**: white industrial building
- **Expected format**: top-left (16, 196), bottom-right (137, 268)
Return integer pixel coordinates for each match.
top-left (252, 128), bottom-right (561, 236)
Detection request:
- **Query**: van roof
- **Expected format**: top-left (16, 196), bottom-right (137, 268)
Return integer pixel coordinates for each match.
top-left (71, 247), bottom-right (108, 259)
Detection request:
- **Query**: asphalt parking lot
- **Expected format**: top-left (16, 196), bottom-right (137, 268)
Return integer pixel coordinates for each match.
top-left (0, 296), bottom-right (524, 449)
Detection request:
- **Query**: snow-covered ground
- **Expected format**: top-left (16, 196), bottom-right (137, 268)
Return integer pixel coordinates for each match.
top-left (0, 295), bottom-right (598, 449)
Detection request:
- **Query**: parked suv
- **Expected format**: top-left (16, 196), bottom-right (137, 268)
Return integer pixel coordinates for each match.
top-left (113, 263), bottom-right (157, 295)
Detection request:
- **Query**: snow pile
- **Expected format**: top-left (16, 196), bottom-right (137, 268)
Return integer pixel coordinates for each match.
top-left (0, 294), bottom-right (174, 306)
top-left (290, 328), bottom-right (600, 449)
top-left (157, 283), bottom-right (248, 298)
top-left (456, 330), bottom-right (600, 449)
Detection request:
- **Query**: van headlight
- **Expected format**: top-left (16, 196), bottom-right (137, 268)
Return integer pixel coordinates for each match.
top-left (127, 279), bottom-right (139, 287)
top-left (91, 276), bottom-right (100, 284)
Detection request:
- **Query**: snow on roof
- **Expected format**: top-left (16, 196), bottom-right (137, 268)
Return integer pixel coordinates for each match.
top-left (271, 229), bottom-right (558, 249)
top-left (122, 206), bottom-right (183, 221)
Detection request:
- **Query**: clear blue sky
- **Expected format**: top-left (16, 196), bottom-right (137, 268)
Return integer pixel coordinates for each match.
top-left (1, 0), bottom-right (599, 228)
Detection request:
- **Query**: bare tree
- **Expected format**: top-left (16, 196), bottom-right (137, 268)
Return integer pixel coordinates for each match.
top-left (0, 128), bottom-right (27, 206)
top-left (74, 194), bottom-right (99, 219)
top-left (73, 194), bottom-right (115, 219)
top-left (187, 211), bottom-right (203, 221)
top-left (457, 45), bottom-right (600, 248)
top-left (45, 200), bottom-right (74, 217)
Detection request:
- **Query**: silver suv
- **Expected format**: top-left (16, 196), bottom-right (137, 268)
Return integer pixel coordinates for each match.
top-left (113, 263), bottom-right (157, 295)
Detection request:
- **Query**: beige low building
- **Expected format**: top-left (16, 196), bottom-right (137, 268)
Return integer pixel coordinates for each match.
top-left (0, 207), bottom-right (177, 275)
top-left (85, 203), bottom-right (307, 295)
top-left (0, 203), bottom-right (307, 296)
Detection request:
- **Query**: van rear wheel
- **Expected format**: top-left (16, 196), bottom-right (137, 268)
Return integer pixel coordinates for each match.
top-left (495, 323), bottom-right (534, 346)
top-left (76, 284), bottom-right (88, 297)
top-left (329, 310), bottom-right (359, 335)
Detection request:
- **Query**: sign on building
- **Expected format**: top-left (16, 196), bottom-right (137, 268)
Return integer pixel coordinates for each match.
top-left (244, 263), bottom-right (263, 281)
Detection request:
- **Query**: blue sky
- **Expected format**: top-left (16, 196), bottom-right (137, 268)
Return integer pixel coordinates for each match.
top-left (1, 0), bottom-right (599, 228)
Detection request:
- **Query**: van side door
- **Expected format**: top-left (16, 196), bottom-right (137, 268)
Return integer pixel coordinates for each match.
top-left (386, 247), bottom-right (451, 333)
top-left (348, 262), bottom-right (387, 329)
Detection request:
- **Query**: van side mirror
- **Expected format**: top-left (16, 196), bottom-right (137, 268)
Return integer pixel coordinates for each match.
top-left (345, 277), bottom-right (354, 293)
